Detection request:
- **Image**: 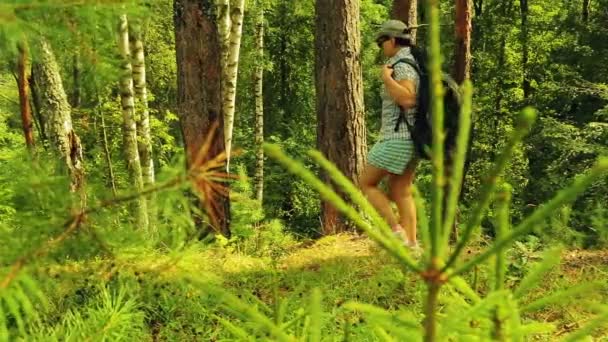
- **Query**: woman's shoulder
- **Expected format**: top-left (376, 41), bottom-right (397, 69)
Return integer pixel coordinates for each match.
top-left (393, 61), bottom-right (419, 81)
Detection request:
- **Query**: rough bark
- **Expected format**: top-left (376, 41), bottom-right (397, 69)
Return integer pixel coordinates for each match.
top-left (454, 0), bottom-right (473, 84)
top-left (29, 69), bottom-right (46, 143)
top-left (130, 23), bottom-right (157, 229)
top-left (391, 0), bottom-right (418, 43)
top-left (218, 0), bottom-right (245, 171)
top-left (118, 14), bottom-right (148, 230)
top-left (315, 0), bottom-right (367, 234)
top-left (129, 26), bottom-right (155, 187)
top-left (174, 0), bottom-right (231, 237)
top-left (32, 40), bottom-right (85, 199)
top-left (16, 41), bottom-right (35, 150)
top-left (253, 3), bottom-right (264, 203)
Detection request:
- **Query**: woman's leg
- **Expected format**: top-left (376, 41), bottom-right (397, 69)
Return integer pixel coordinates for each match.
top-left (389, 162), bottom-right (418, 245)
top-left (359, 164), bottom-right (399, 229)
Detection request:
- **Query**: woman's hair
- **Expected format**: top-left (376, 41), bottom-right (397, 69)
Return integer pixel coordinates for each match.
top-left (394, 37), bottom-right (412, 47)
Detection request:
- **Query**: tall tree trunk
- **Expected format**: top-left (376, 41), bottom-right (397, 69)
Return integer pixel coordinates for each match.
top-left (129, 25), bottom-right (155, 188)
top-left (174, 0), bottom-right (231, 237)
top-left (129, 23), bottom-right (157, 229)
top-left (315, 0), bottom-right (367, 234)
top-left (16, 41), bottom-right (35, 150)
top-left (71, 52), bottom-right (81, 108)
top-left (520, 0), bottom-right (530, 101)
top-left (218, 0), bottom-right (245, 171)
top-left (454, 0), bottom-right (473, 84)
top-left (391, 0), bottom-right (418, 43)
top-left (32, 40), bottom-right (85, 201)
top-left (29, 69), bottom-right (46, 143)
top-left (582, 0), bottom-right (590, 23)
top-left (118, 14), bottom-right (148, 231)
top-left (253, 2), bottom-right (264, 203)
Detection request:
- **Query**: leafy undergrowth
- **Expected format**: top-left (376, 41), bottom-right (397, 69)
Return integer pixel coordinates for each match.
top-left (23, 234), bottom-right (608, 341)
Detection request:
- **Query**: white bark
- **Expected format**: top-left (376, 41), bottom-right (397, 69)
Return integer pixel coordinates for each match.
top-left (253, 4), bottom-right (264, 202)
top-left (33, 40), bottom-right (85, 202)
top-left (118, 14), bottom-right (148, 230)
top-left (129, 26), bottom-right (155, 187)
top-left (217, 0), bottom-right (245, 171)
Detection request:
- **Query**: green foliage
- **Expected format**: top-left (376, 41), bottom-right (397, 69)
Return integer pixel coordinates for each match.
top-left (0, 0), bottom-right (608, 340)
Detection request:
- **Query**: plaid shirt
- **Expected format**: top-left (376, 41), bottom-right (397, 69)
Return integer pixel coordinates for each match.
top-left (379, 47), bottom-right (420, 140)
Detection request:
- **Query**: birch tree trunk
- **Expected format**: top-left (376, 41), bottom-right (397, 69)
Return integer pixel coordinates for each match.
top-left (217, 0), bottom-right (245, 171)
top-left (129, 25), bottom-right (155, 187)
top-left (130, 23), bottom-right (156, 228)
top-left (118, 14), bottom-right (148, 230)
top-left (32, 40), bottom-right (85, 201)
top-left (16, 41), bottom-right (35, 150)
top-left (391, 0), bottom-right (418, 43)
top-left (253, 2), bottom-right (264, 202)
top-left (174, 0), bottom-right (231, 237)
top-left (315, 0), bottom-right (367, 234)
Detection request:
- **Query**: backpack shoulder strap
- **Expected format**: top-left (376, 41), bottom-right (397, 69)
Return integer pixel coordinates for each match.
top-left (391, 58), bottom-right (421, 76)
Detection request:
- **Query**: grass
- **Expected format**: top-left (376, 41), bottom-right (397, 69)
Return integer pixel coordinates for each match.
top-left (26, 233), bottom-right (608, 341)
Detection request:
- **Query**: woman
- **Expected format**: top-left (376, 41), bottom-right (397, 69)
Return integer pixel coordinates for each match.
top-left (359, 20), bottom-right (420, 249)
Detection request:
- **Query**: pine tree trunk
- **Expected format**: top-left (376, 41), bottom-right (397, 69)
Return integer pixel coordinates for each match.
top-left (219, 0), bottom-right (245, 171)
top-left (118, 14), bottom-right (148, 230)
top-left (454, 0), bottom-right (473, 84)
top-left (16, 41), bottom-right (35, 150)
top-left (174, 0), bottom-right (231, 237)
top-left (520, 0), bottom-right (530, 100)
top-left (391, 0), bottom-right (418, 43)
top-left (32, 40), bottom-right (85, 201)
top-left (315, 0), bottom-right (367, 234)
top-left (253, 3), bottom-right (264, 203)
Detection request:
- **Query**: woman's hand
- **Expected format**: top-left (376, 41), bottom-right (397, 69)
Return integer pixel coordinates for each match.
top-left (381, 64), bottom-right (394, 82)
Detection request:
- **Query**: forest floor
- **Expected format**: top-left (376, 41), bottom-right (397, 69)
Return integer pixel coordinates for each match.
top-left (42, 233), bottom-right (608, 340)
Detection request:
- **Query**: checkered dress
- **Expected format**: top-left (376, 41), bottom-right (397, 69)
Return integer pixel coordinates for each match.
top-left (368, 47), bottom-right (420, 175)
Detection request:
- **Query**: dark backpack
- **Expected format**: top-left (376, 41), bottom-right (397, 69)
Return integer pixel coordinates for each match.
top-left (391, 49), bottom-right (463, 161)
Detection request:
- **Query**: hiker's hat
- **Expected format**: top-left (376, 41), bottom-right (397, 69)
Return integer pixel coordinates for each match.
top-left (375, 20), bottom-right (411, 41)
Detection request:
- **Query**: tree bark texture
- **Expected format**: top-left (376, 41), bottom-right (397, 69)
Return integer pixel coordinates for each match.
top-left (129, 26), bottom-right (155, 187)
top-left (32, 40), bottom-right (85, 197)
top-left (221, 0), bottom-right (245, 171)
top-left (391, 0), bottom-right (418, 43)
top-left (454, 0), bottom-right (473, 84)
top-left (315, 0), bottom-right (367, 234)
top-left (118, 14), bottom-right (148, 230)
top-left (174, 0), bottom-right (231, 237)
top-left (253, 3), bottom-right (264, 203)
top-left (17, 42), bottom-right (35, 150)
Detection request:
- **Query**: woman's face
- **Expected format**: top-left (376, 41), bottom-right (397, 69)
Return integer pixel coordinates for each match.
top-left (377, 36), bottom-right (398, 57)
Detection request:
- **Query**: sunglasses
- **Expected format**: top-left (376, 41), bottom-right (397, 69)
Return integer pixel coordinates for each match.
top-left (376, 36), bottom-right (390, 48)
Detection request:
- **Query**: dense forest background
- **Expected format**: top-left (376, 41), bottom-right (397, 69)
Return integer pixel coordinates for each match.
top-left (0, 0), bottom-right (607, 340)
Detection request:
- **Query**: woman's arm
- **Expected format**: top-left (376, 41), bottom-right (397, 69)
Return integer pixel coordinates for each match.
top-left (382, 64), bottom-right (417, 108)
